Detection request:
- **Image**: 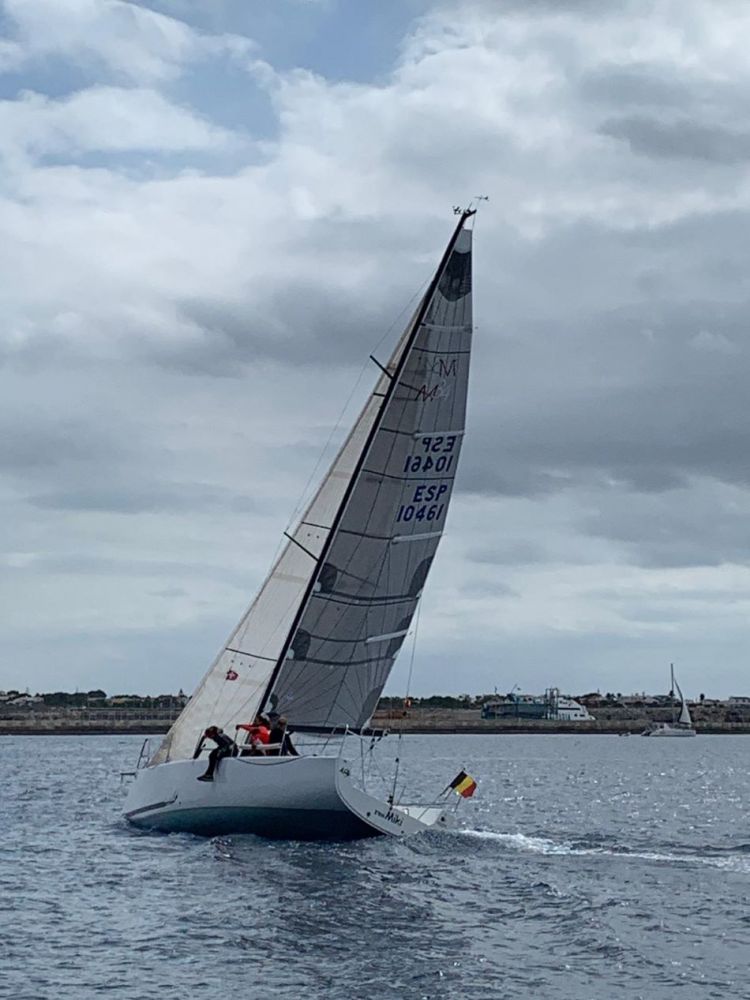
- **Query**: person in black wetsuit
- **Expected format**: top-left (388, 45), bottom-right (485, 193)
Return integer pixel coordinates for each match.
top-left (194, 725), bottom-right (236, 781)
top-left (268, 715), bottom-right (299, 756)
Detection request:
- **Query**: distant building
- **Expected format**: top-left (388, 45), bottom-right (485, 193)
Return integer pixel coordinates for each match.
top-left (554, 696), bottom-right (595, 721)
top-left (0, 692), bottom-right (41, 705)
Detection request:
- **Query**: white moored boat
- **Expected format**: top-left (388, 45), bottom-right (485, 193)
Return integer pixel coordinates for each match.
top-left (124, 208), bottom-right (478, 839)
top-left (641, 664), bottom-right (697, 737)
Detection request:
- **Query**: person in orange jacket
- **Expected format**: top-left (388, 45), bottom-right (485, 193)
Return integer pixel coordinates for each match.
top-left (236, 714), bottom-right (271, 755)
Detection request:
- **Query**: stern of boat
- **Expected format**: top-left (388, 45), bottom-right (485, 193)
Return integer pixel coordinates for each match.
top-left (334, 764), bottom-right (451, 837)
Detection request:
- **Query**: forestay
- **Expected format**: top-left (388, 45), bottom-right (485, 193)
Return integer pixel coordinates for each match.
top-left (152, 214), bottom-right (473, 762)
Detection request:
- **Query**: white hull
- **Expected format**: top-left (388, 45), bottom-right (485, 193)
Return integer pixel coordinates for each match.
top-left (641, 724), bottom-right (697, 738)
top-left (123, 754), bottom-right (449, 840)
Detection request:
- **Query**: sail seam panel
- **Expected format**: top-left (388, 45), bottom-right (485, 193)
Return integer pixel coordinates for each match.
top-left (411, 345), bottom-right (471, 355)
top-left (306, 591), bottom-right (428, 607)
top-left (359, 468), bottom-right (459, 484)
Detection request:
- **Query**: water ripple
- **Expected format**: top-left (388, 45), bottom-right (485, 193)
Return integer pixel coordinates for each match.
top-left (2, 733), bottom-right (749, 999)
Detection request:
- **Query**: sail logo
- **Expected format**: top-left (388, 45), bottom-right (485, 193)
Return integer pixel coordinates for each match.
top-left (412, 355), bottom-right (459, 402)
top-left (434, 358), bottom-right (457, 378)
top-left (415, 383), bottom-right (439, 402)
top-left (414, 381), bottom-right (452, 403)
top-left (413, 356), bottom-right (459, 380)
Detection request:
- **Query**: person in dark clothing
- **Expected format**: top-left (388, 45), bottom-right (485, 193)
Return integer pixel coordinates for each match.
top-left (268, 716), bottom-right (299, 756)
top-left (194, 725), bottom-right (236, 781)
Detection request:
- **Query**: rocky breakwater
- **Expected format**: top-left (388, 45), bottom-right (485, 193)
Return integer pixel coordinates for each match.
top-left (0, 706), bottom-right (176, 735)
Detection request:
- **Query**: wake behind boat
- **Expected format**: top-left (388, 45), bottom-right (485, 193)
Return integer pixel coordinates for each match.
top-left (123, 209), bottom-right (479, 839)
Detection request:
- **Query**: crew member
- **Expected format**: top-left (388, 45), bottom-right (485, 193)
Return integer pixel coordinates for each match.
top-left (194, 725), bottom-right (236, 781)
top-left (268, 715), bottom-right (299, 756)
top-left (236, 715), bottom-right (271, 755)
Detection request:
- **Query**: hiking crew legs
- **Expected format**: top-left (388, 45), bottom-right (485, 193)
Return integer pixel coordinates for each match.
top-left (202, 746), bottom-right (232, 779)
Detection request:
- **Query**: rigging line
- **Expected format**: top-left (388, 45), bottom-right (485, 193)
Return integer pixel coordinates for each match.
top-left (368, 274), bottom-right (431, 358)
top-left (283, 261), bottom-right (432, 530)
top-left (391, 595), bottom-right (422, 805)
top-left (286, 357), bottom-right (374, 529)
top-left (404, 597), bottom-right (422, 706)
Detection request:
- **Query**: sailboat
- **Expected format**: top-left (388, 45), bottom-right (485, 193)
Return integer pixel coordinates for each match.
top-left (123, 209), bottom-right (477, 839)
top-left (641, 664), bottom-right (697, 737)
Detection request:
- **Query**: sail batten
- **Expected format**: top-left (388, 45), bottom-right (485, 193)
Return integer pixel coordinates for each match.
top-left (225, 648), bottom-right (277, 661)
top-left (365, 629), bottom-right (410, 644)
top-left (392, 530), bottom-right (443, 545)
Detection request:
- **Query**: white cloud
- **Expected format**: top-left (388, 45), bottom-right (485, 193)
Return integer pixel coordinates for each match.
top-left (0, 86), bottom-right (236, 157)
top-left (1, 0), bottom-right (253, 83)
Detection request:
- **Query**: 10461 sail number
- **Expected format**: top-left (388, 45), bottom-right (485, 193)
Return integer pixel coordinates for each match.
top-left (396, 483), bottom-right (448, 523)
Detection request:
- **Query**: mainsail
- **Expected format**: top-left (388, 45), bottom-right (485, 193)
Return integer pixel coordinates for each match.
top-left (154, 211), bottom-right (474, 763)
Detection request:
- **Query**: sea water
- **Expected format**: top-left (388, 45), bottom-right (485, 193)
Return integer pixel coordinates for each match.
top-left (1, 733), bottom-right (748, 999)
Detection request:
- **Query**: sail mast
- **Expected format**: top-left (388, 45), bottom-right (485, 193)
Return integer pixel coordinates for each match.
top-left (258, 209), bottom-right (476, 716)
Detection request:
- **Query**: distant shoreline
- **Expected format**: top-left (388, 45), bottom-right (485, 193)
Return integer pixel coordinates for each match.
top-left (2, 721), bottom-right (750, 736)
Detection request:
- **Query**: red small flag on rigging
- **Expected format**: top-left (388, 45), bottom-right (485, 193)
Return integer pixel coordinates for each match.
top-left (449, 770), bottom-right (477, 798)
top-left (225, 669), bottom-right (239, 681)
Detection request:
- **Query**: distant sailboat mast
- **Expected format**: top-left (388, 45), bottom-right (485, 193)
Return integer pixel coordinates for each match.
top-left (642, 663), bottom-right (696, 736)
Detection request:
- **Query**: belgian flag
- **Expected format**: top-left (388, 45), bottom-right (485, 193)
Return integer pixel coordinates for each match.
top-left (449, 770), bottom-right (477, 798)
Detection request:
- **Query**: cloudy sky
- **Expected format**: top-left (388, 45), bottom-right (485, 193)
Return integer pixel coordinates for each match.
top-left (2, 0), bottom-right (750, 700)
